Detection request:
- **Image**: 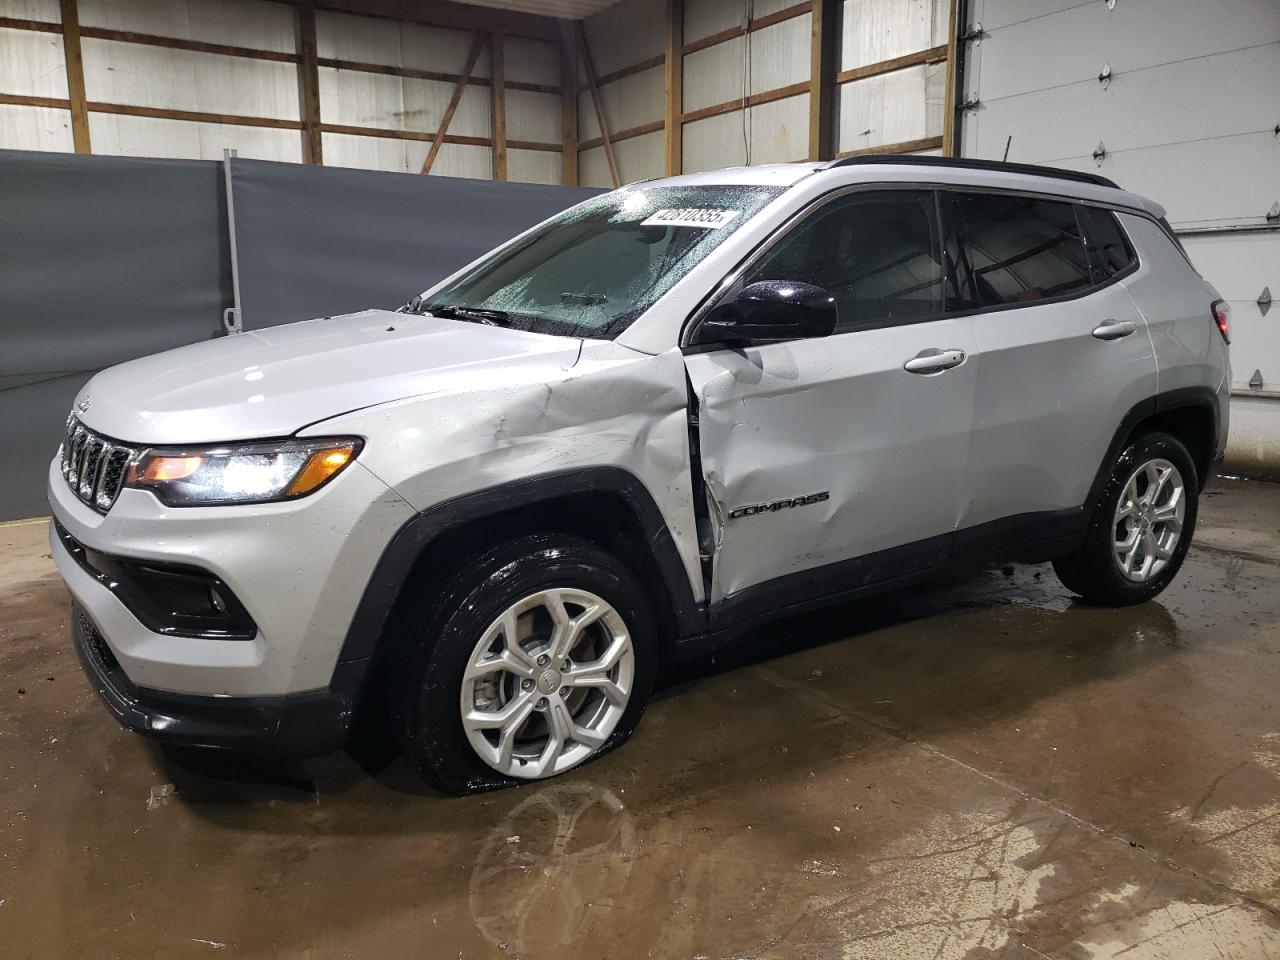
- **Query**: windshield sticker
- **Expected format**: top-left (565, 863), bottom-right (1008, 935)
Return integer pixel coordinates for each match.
top-left (640, 208), bottom-right (741, 229)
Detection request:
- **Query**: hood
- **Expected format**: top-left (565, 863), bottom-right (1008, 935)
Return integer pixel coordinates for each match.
top-left (75, 310), bottom-right (583, 444)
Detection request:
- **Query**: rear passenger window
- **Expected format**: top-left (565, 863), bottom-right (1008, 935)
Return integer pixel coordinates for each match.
top-left (1080, 206), bottom-right (1136, 282)
top-left (740, 190), bottom-right (944, 333)
top-left (957, 193), bottom-right (1092, 305)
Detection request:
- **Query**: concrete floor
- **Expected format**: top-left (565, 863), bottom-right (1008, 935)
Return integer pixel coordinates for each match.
top-left (2, 480), bottom-right (1279, 959)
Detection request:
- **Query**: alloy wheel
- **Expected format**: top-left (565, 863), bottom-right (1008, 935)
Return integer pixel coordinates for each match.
top-left (1112, 457), bottom-right (1185, 582)
top-left (459, 588), bottom-right (634, 779)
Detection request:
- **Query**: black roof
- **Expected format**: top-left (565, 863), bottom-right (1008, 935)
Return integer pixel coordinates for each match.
top-left (825, 154), bottom-right (1120, 190)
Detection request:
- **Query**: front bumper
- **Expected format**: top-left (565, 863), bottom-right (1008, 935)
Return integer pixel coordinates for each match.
top-left (73, 603), bottom-right (359, 756)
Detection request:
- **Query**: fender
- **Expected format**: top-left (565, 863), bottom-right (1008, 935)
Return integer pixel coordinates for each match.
top-left (1084, 386), bottom-right (1220, 515)
top-left (334, 466), bottom-right (706, 674)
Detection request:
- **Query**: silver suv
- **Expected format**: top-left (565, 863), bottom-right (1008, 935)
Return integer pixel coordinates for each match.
top-left (49, 157), bottom-right (1230, 793)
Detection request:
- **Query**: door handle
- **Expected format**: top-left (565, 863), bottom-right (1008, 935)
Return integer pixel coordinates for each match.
top-left (904, 348), bottom-right (967, 375)
top-left (1092, 319), bottom-right (1136, 341)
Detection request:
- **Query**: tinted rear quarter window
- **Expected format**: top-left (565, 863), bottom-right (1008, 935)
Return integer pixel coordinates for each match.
top-left (957, 193), bottom-right (1093, 306)
top-left (1080, 205), bottom-right (1137, 282)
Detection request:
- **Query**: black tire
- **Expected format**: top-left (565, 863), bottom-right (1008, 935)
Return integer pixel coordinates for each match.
top-left (1053, 431), bottom-right (1199, 606)
top-left (392, 534), bottom-right (658, 795)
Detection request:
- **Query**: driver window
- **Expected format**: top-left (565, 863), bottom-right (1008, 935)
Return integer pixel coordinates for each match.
top-left (740, 190), bottom-right (945, 333)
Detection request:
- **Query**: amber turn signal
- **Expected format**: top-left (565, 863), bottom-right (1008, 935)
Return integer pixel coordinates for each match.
top-left (285, 444), bottom-right (358, 496)
top-left (134, 454), bottom-right (204, 483)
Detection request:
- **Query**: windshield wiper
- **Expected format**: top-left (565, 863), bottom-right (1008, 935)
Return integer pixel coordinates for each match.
top-left (425, 304), bottom-right (511, 326)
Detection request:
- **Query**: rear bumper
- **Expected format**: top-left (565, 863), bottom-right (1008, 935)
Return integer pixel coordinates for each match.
top-left (73, 604), bottom-right (361, 757)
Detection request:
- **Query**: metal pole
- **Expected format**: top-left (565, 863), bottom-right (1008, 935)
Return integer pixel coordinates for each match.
top-left (222, 148), bottom-right (243, 335)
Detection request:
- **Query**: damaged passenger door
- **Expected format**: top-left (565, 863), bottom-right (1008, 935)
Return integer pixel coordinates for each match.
top-left (683, 189), bottom-right (979, 620)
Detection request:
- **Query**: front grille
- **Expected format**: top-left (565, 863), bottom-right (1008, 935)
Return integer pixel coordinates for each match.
top-left (59, 418), bottom-right (141, 514)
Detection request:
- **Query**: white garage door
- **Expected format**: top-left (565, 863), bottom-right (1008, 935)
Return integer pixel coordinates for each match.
top-left (958, 0), bottom-right (1280, 472)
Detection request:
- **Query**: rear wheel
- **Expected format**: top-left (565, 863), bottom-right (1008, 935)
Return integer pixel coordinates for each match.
top-left (393, 534), bottom-right (657, 794)
top-left (1053, 431), bottom-right (1198, 606)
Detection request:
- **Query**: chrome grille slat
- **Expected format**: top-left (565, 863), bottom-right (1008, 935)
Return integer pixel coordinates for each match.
top-left (60, 418), bottom-right (140, 515)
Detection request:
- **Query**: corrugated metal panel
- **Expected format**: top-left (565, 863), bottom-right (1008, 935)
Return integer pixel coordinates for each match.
top-left (317, 11), bottom-right (490, 78)
top-left (79, 0), bottom-right (297, 53)
top-left (402, 22), bottom-right (490, 78)
top-left (584, 0), bottom-right (664, 74)
top-left (508, 146), bottom-right (561, 184)
top-left (0, 0), bottom-right (60, 23)
top-left (82, 38), bottom-right (301, 120)
top-left (614, 127), bottom-right (663, 181)
top-left (836, 60), bottom-right (943, 153)
top-left (747, 13), bottom-right (809, 93)
top-left (685, 0), bottom-right (744, 45)
top-left (322, 130), bottom-right (490, 177)
top-left (89, 112), bottom-right (301, 161)
top-left (683, 91), bottom-right (808, 171)
top-left (582, 63), bottom-right (663, 136)
top-left (684, 14), bottom-right (809, 112)
top-left (505, 89), bottom-right (560, 142)
top-left (683, 35), bottom-right (745, 113)
top-left (504, 37), bottom-right (559, 87)
top-left (319, 67), bottom-right (490, 138)
top-left (578, 129), bottom-right (664, 187)
top-left (840, 0), bottom-right (948, 71)
top-left (578, 144), bottom-right (611, 187)
top-left (0, 102), bottom-right (72, 151)
top-left (0, 27), bottom-right (68, 99)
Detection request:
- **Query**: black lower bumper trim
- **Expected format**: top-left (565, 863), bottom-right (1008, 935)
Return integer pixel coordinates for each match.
top-left (72, 605), bottom-right (362, 758)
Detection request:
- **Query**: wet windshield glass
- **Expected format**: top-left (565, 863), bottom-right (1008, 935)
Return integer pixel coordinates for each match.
top-left (419, 184), bottom-right (784, 339)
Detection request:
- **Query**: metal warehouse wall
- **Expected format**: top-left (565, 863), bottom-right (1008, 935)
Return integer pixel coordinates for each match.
top-left (958, 0), bottom-right (1280, 476)
top-left (0, 0), bottom-right (571, 182)
top-left (576, 0), bottom-right (956, 186)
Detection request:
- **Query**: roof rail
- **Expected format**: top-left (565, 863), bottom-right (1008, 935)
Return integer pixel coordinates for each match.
top-left (824, 154), bottom-right (1120, 190)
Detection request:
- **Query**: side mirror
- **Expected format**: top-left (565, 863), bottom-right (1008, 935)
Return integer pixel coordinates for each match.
top-left (693, 280), bottom-right (837, 346)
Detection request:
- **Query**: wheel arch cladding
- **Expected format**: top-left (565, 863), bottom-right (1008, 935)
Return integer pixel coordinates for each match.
top-left (1088, 388), bottom-right (1219, 515)
top-left (336, 467), bottom-right (705, 684)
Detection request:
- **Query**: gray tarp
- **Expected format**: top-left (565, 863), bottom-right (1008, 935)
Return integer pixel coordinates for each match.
top-left (0, 150), bottom-right (232, 521)
top-left (230, 158), bottom-right (600, 328)
top-left (0, 150), bottom-right (600, 520)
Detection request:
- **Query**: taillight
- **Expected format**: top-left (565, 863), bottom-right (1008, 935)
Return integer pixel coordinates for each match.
top-left (1212, 300), bottom-right (1231, 344)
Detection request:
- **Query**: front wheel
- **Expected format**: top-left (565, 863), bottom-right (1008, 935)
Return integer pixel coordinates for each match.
top-left (1053, 431), bottom-right (1199, 606)
top-left (393, 534), bottom-right (658, 794)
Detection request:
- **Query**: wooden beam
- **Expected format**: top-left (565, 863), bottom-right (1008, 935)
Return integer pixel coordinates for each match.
top-left (578, 119), bottom-right (664, 152)
top-left (0, 92), bottom-right (70, 109)
top-left (79, 27), bottom-right (299, 62)
top-left (0, 15), bottom-right (61, 33)
top-left (664, 0), bottom-right (683, 175)
top-left (682, 1), bottom-right (809, 56)
top-left (807, 0), bottom-right (836, 161)
top-left (836, 44), bottom-right (949, 85)
top-left (490, 30), bottom-right (507, 180)
top-left (315, 56), bottom-right (555, 94)
top-left (942, 0), bottom-right (959, 156)
top-left (592, 54), bottom-right (664, 91)
top-left (59, 0), bottom-right (91, 154)
top-left (560, 31), bottom-right (577, 185)
top-left (87, 101), bottom-right (302, 129)
top-left (680, 80), bottom-right (808, 125)
top-left (834, 134), bottom-right (944, 158)
top-left (296, 1), bottom-right (323, 164)
top-left (421, 31), bottom-right (486, 174)
top-left (578, 22), bottom-right (618, 188)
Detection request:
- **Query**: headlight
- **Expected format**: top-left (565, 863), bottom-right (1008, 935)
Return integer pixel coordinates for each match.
top-left (125, 437), bottom-right (362, 506)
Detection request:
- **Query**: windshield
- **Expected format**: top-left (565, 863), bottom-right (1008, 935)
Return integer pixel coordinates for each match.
top-left (417, 184), bottom-right (784, 339)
